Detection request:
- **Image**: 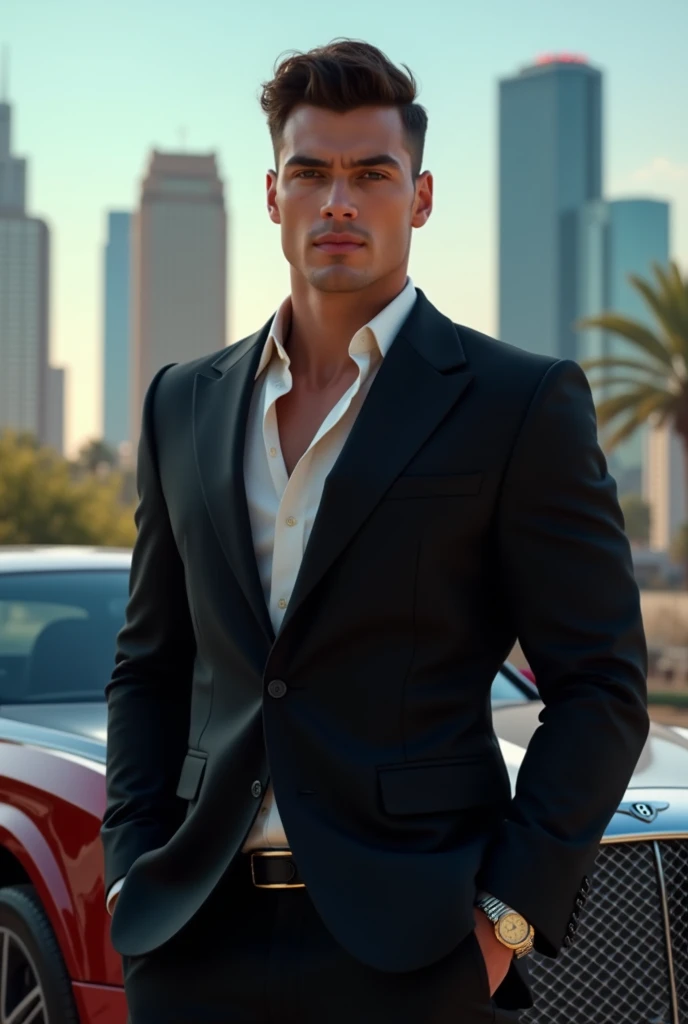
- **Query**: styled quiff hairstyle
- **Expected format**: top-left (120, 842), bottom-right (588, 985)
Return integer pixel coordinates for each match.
top-left (260, 40), bottom-right (428, 179)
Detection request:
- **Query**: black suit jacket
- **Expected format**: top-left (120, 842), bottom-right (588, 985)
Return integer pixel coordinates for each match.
top-left (102, 288), bottom-right (649, 970)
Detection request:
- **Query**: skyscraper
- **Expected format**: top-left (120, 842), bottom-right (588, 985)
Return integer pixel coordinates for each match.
top-left (498, 54), bottom-right (602, 360)
top-left (0, 56), bottom-right (52, 445)
top-left (578, 198), bottom-right (670, 494)
top-left (103, 211), bottom-right (131, 452)
top-left (130, 151), bottom-right (228, 446)
top-left (45, 365), bottom-right (65, 455)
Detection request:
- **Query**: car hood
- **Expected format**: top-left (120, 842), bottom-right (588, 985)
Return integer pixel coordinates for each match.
top-left (0, 701), bottom-right (108, 764)
top-left (1, 699), bottom-right (686, 794)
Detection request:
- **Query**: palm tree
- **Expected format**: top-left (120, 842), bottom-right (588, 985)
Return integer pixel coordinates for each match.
top-left (576, 260), bottom-right (688, 564)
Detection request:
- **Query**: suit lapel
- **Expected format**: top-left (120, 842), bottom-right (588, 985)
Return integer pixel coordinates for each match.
top-left (192, 290), bottom-right (475, 647)
top-left (278, 289), bottom-right (474, 636)
top-left (192, 321), bottom-right (276, 645)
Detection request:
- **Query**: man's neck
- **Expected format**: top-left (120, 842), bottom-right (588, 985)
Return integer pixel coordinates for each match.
top-left (285, 271), bottom-right (408, 388)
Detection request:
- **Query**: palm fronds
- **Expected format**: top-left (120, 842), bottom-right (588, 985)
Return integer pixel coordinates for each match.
top-left (575, 260), bottom-right (688, 453)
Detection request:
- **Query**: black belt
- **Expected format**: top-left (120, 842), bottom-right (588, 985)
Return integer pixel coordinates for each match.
top-left (249, 850), bottom-right (305, 889)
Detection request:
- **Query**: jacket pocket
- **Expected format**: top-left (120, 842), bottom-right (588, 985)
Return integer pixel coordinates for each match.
top-left (384, 472), bottom-right (483, 500)
top-left (377, 754), bottom-right (509, 816)
top-left (176, 750), bottom-right (208, 801)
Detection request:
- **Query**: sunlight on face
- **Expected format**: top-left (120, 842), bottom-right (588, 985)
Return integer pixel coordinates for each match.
top-left (266, 105), bottom-right (432, 294)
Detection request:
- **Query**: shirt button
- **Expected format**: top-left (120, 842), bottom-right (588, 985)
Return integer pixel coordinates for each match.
top-left (267, 679), bottom-right (288, 699)
top-left (269, 447), bottom-right (277, 457)
top-left (278, 598), bottom-right (287, 609)
top-left (251, 780), bottom-right (262, 798)
top-left (286, 516), bottom-right (297, 527)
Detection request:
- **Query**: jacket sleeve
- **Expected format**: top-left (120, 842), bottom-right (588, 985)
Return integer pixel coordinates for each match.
top-left (477, 358), bottom-right (649, 958)
top-left (101, 364), bottom-right (195, 894)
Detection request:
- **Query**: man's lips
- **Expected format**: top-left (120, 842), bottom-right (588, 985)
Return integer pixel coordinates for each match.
top-left (315, 241), bottom-right (364, 253)
top-left (313, 234), bottom-right (366, 254)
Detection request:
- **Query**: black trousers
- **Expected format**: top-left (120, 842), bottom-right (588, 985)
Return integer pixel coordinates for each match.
top-left (123, 854), bottom-right (534, 1023)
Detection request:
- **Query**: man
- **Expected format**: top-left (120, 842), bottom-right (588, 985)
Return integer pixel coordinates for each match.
top-left (102, 39), bottom-right (649, 1023)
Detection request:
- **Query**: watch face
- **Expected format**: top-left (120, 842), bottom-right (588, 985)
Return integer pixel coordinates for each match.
top-left (497, 912), bottom-right (530, 946)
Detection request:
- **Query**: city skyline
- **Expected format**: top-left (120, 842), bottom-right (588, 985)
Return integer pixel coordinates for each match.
top-left (4, 0), bottom-right (688, 454)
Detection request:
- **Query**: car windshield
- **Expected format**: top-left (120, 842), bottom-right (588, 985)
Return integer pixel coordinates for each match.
top-left (0, 566), bottom-right (533, 707)
top-left (0, 570), bottom-right (129, 704)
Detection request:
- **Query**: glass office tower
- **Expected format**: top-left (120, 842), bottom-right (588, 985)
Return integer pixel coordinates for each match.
top-left (578, 198), bottom-right (670, 494)
top-left (0, 87), bottom-right (51, 444)
top-left (103, 211), bottom-right (131, 451)
top-left (498, 55), bottom-right (602, 360)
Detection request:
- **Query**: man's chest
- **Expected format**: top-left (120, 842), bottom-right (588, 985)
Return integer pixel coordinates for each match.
top-left (275, 373), bottom-right (358, 477)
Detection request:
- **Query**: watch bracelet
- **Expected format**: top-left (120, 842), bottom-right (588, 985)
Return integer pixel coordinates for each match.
top-left (475, 892), bottom-right (514, 922)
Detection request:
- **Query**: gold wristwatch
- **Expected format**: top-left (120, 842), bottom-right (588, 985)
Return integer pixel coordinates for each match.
top-left (475, 891), bottom-right (534, 958)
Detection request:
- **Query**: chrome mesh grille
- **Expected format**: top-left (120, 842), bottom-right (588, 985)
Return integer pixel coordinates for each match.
top-left (522, 840), bottom-right (683, 1024)
top-left (661, 839), bottom-right (688, 1019)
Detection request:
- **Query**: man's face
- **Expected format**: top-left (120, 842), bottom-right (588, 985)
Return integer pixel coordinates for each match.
top-left (266, 105), bottom-right (433, 293)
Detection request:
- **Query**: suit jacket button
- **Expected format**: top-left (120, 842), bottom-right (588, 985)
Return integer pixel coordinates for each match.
top-left (251, 780), bottom-right (263, 798)
top-left (268, 679), bottom-right (288, 699)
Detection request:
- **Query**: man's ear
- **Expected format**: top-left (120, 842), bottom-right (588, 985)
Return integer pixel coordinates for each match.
top-left (411, 170), bottom-right (433, 229)
top-left (266, 169), bottom-right (281, 225)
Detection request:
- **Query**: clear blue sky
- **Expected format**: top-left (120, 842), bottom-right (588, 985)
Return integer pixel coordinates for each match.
top-left (5, 0), bottom-right (688, 454)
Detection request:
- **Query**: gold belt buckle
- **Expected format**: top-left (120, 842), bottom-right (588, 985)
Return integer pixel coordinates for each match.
top-left (250, 850), bottom-right (306, 889)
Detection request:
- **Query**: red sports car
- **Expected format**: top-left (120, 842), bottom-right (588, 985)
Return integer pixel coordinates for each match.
top-left (0, 546), bottom-right (129, 1024)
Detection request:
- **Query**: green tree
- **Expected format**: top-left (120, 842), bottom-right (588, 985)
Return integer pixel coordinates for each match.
top-left (619, 494), bottom-right (651, 545)
top-left (74, 438), bottom-right (119, 476)
top-left (0, 430), bottom-right (136, 546)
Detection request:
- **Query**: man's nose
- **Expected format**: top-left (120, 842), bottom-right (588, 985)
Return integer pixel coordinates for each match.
top-left (321, 180), bottom-right (358, 220)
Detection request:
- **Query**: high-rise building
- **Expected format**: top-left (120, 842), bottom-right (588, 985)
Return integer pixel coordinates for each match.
top-left (644, 425), bottom-right (685, 552)
top-left (130, 150), bottom-right (228, 446)
top-left (0, 60), bottom-right (51, 445)
top-left (578, 198), bottom-right (670, 494)
top-left (45, 365), bottom-right (65, 455)
top-left (498, 54), bottom-right (602, 360)
top-left (103, 211), bottom-right (131, 451)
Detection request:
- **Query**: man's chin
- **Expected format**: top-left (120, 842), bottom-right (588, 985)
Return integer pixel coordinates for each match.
top-left (305, 265), bottom-right (372, 293)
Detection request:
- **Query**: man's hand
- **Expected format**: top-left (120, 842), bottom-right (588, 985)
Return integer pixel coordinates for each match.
top-left (473, 907), bottom-right (513, 996)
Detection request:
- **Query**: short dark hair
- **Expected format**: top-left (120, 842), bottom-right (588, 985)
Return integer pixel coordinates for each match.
top-left (259, 39), bottom-right (428, 178)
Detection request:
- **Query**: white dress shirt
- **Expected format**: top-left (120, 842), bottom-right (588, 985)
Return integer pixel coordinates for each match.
top-left (106, 277), bottom-right (417, 908)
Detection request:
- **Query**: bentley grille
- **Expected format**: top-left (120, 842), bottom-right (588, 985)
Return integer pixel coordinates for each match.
top-left (523, 838), bottom-right (688, 1024)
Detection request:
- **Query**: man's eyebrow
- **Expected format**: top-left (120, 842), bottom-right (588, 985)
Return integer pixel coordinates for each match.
top-left (283, 153), bottom-right (402, 170)
top-left (352, 154), bottom-right (402, 170)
